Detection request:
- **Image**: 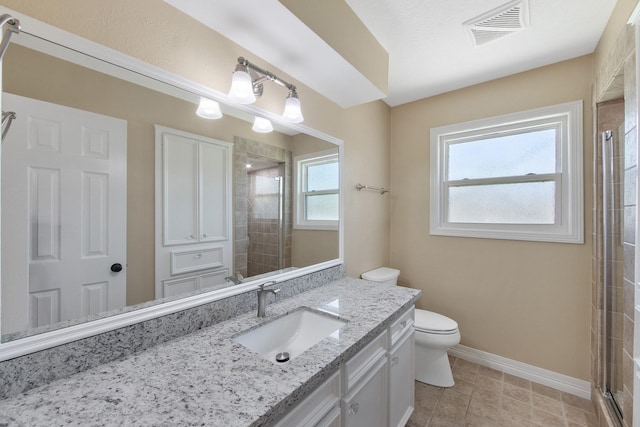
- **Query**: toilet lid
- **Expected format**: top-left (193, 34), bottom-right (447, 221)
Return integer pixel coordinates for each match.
top-left (414, 309), bottom-right (458, 333)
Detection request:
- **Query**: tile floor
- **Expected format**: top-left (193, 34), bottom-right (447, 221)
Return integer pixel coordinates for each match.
top-left (407, 356), bottom-right (598, 427)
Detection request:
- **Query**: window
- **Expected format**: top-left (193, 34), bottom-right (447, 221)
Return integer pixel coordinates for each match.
top-left (430, 101), bottom-right (583, 243)
top-left (294, 150), bottom-right (339, 230)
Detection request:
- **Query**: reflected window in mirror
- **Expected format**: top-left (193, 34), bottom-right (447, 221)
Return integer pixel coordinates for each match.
top-left (294, 150), bottom-right (339, 230)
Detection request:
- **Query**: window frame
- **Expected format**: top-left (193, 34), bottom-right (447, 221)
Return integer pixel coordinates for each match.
top-left (294, 149), bottom-right (339, 231)
top-left (429, 100), bottom-right (583, 244)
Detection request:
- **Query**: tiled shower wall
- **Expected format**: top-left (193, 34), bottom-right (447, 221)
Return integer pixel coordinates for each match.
top-left (233, 137), bottom-right (292, 278)
top-left (247, 166), bottom-right (284, 276)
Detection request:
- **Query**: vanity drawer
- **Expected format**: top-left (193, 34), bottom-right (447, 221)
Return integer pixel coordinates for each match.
top-left (275, 371), bottom-right (341, 427)
top-left (170, 246), bottom-right (223, 275)
top-left (344, 330), bottom-right (387, 391)
top-left (389, 307), bottom-right (414, 348)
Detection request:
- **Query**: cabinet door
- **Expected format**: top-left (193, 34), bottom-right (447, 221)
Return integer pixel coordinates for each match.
top-left (275, 371), bottom-right (340, 427)
top-left (388, 329), bottom-right (415, 427)
top-left (199, 141), bottom-right (229, 242)
top-left (162, 133), bottom-right (198, 245)
top-left (342, 356), bottom-right (387, 427)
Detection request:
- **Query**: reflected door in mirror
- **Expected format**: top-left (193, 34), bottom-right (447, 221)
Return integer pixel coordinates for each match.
top-left (1, 93), bottom-right (127, 334)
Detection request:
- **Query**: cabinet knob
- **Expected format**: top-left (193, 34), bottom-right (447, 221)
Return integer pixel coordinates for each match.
top-left (348, 402), bottom-right (359, 415)
top-left (187, 235), bottom-right (195, 240)
top-left (391, 356), bottom-right (399, 366)
top-left (195, 253), bottom-right (202, 259)
top-left (202, 233), bottom-right (207, 238)
top-left (400, 320), bottom-right (407, 328)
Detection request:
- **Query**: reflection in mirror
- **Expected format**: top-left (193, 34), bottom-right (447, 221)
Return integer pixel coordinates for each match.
top-left (0, 31), bottom-right (340, 342)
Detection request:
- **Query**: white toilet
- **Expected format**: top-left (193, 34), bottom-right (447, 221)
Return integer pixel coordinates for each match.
top-left (361, 267), bottom-right (461, 387)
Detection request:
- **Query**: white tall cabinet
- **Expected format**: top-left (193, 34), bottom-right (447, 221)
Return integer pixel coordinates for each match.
top-left (155, 126), bottom-right (233, 298)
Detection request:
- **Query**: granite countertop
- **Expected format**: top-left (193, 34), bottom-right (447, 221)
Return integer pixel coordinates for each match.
top-left (0, 277), bottom-right (420, 426)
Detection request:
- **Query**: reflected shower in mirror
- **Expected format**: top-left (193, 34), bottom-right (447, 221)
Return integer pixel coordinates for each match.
top-left (0, 32), bottom-right (340, 341)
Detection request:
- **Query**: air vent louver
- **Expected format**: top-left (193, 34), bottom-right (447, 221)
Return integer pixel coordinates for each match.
top-left (464, 0), bottom-right (529, 47)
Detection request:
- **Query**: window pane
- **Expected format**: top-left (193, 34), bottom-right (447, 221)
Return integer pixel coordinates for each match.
top-left (307, 161), bottom-right (339, 191)
top-left (448, 128), bottom-right (556, 180)
top-left (305, 193), bottom-right (339, 220)
top-left (448, 181), bottom-right (555, 224)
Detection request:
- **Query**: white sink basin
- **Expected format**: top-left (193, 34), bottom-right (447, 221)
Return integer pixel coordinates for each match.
top-left (234, 308), bottom-right (347, 363)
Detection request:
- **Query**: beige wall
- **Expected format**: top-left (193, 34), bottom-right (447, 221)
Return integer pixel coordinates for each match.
top-left (343, 100), bottom-right (392, 277)
top-left (390, 55), bottom-right (594, 380)
top-left (0, 0), bottom-right (391, 285)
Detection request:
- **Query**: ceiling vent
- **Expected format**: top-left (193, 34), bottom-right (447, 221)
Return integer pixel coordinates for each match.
top-left (463, 0), bottom-right (529, 47)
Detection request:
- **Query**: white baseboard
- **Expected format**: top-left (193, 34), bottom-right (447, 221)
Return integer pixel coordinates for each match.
top-left (449, 344), bottom-right (591, 400)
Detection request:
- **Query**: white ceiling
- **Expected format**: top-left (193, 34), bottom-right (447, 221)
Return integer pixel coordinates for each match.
top-left (346, 0), bottom-right (617, 106)
top-left (166, 0), bottom-right (617, 108)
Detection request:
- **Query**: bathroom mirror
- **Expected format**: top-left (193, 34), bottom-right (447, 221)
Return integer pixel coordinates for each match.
top-left (0, 17), bottom-right (342, 347)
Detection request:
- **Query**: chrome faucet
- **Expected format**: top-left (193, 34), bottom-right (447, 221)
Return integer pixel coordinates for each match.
top-left (257, 281), bottom-right (280, 317)
top-left (225, 271), bottom-right (244, 285)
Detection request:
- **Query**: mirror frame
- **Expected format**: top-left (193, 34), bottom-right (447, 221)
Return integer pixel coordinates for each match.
top-left (0, 7), bottom-right (344, 362)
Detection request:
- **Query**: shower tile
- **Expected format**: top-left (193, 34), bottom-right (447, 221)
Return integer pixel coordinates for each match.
top-left (623, 314), bottom-right (634, 354)
top-left (623, 166), bottom-right (637, 206)
top-left (625, 130), bottom-right (638, 169)
top-left (623, 243), bottom-right (635, 280)
top-left (623, 279), bottom-right (634, 318)
top-left (623, 206), bottom-right (636, 244)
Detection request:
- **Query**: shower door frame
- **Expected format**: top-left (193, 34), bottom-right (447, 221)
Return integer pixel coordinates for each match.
top-left (600, 129), bottom-right (624, 426)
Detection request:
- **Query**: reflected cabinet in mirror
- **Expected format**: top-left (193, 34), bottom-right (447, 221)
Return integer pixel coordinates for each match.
top-left (0, 29), bottom-right (341, 343)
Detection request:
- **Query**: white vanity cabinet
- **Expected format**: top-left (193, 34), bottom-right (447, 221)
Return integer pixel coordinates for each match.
top-left (154, 126), bottom-right (233, 299)
top-left (387, 308), bottom-right (415, 427)
top-left (274, 305), bottom-right (415, 427)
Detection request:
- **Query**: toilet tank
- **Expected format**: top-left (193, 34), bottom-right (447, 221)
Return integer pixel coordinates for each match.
top-left (361, 267), bottom-right (400, 286)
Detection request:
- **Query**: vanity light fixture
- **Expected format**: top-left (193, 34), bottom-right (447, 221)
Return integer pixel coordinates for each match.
top-left (196, 97), bottom-right (223, 119)
top-left (228, 56), bottom-right (304, 123)
top-left (252, 116), bottom-right (274, 133)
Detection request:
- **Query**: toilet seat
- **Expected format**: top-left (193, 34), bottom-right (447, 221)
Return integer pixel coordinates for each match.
top-left (414, 309), bottom-right (458, 335)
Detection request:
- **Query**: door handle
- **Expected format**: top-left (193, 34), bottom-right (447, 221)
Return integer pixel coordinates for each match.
top-left (111, 263), bottom-right (123, 272)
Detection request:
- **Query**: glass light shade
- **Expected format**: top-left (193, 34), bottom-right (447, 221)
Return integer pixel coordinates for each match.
top-left (195, 97), bottom-right (222, 119)
top-left (252, 116), bottom-right (274, 133)
top-left (282, 95), bottom-right (304, 123)
top-left (228, 70), bottom-right (256, 104)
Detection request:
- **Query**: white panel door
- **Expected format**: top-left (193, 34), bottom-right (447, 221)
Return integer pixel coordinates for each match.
top-left (1, 93), bottom-right (127, 333)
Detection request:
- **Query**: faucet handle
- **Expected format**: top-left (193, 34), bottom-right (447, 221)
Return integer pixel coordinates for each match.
top-left (259, 280), bottom-right (278, 291)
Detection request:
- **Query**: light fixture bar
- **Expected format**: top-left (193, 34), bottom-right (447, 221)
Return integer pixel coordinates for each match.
top-left (237, 57), bottom-right (296, 92)
top-left (228, 56), bottom-right (304, 123)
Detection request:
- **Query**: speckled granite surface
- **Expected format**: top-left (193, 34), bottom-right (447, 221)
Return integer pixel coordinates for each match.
top-left (0, 278), bottom-right (420, 426)
top-left (0, 265), bottom-right (345, 400)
